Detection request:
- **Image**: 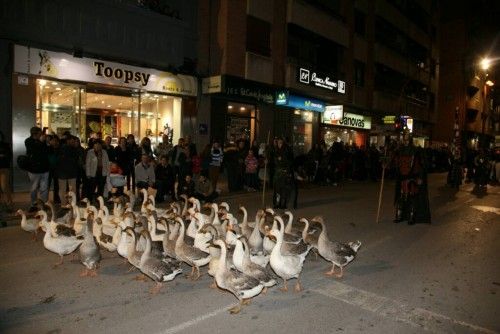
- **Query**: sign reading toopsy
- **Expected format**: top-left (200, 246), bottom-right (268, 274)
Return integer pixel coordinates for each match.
top-left (14, 45), bottom-right (197, 96)
top-left (327, 112), bottom-right (371, 130)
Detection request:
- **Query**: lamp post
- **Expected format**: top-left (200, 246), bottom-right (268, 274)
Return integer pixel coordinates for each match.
top-left (480, 57), bottom-right (494, 148)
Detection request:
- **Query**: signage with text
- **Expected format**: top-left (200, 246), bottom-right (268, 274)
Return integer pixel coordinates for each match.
top-left (14, 45), bottom-right (197, 96)
top-left (298, 67), bottom-right (346, 94)
top-left (326, 112), bottom-right (371, 130)
top-left (323, 105), bottom-right (344, 123)
top-left (275, 91), bottom-right (326, 112)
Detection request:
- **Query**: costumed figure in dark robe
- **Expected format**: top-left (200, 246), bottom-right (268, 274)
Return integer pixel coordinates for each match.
top-left (473, 149), bottom-right (490, 188)
top-left (447, 147), bottom-right (463, 189)
top-left (393, 131), bottom-right (431, 225)
top-left (272, 138), bottom-right (296, 209)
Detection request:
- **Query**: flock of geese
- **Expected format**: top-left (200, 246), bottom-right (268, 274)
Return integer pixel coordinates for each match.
top-left (16, 189), bottom-right (361, 314)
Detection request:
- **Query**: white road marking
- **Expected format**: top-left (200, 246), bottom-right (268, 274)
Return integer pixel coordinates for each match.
top-left (471, 205), bottom-right (500, 215)
top-left (159, 303), bottom-right (236, 334)
top-left (312, 281), bottom-right (498, 334)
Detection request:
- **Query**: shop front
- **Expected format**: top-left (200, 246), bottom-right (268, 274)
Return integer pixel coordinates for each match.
top-left (275, 91), bottom-right (326, 155)
top-left (12, 45), bottom-right (197, 190)
top-left (321, 106), bottom-right (371, 148)
top-left (202, 75), bottom-right (275, 145)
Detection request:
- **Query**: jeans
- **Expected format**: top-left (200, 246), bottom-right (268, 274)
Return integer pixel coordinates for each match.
top-left (28, 172), bottom-right (49, 206)
top-left (58, 178), bottom-right (76, 206)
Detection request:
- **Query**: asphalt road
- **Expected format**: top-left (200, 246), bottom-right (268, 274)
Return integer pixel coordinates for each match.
top-left (0, 174), bottom-right (499, 334)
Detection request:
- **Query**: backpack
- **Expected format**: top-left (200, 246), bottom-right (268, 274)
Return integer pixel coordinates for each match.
top-left (17, 155), bottom-right (32, 171)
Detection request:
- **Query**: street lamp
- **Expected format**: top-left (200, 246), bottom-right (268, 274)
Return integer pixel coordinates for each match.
top-left (480, 58), bottom-right (491, 71)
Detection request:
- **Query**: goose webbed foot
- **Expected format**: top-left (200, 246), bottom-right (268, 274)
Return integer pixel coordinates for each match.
top-left (209, 279), bottom-right (217, 289)
top-left (229, 303), bottom-right (242, 314)
top-left (149, 282), bottom-right (163, 294)
top-left (241, 298), bottom-right (251, 305)
top-left (134, 274), bottom-right (147, 281)
top-left (191, 267), bottom-right (202, 281)
top-left (262, 287), bottom-right (268, 295)
top-left (80, 268), bottom-right (89, 277)
top-left (324, 264), bottom-right (336, 276)
top-left (52, 255), bottom-right (64, 268)
top-left (279, 279), bottom-right (288, 292)
top-left (294, 279), bottom-right (303, 292)
top-left (89, 269), bottom-right (98, 277)
top-left (185, 266), bottom-right (195, 279)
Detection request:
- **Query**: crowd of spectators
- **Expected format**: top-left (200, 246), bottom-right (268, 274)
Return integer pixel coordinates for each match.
top-left (19, 126), bottom-right (500, 213)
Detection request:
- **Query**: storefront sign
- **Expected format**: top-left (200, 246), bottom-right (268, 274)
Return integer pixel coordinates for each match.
top-left (224, 76), bottom-right (274, 104)
top-left (298, 67), bottom-right (346, 94)
top-left (323, 105), bottom-right (343, 123)
top-left (275, 91), bottom-right (326, 112)
top-left (383, 115), bottom-right (396, 124)
top-left (14, 45), bottom-right (197, 96)
top-left (202, 76), bottom-right (222, 94)
top-left (327, 112), bottom-right (371, 129)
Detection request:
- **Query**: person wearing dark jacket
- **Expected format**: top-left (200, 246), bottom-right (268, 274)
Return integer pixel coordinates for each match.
top-left (115, 137), bottom-right (133, 191)
top-left (48, 135), bottom-right (61, 203)
top-left (25, 127), bottom-right (50, 211)
top-left (126, 134), bottom-right (141, 192)
top-left (56, 136), bottom-right (79, 206)
top-left (155, 155), bottom-right (175, 202)
top-left (176, 174), bottom-right (195, 198)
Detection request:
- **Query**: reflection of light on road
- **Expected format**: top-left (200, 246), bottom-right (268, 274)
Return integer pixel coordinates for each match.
top-left (471, 206), bottom-right (500, 215)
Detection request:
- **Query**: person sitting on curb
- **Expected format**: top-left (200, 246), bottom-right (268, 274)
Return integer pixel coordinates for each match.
top-left (195, 174), bottom-right (219, 203)
top-left (176, 174), bottom-right (195, 198)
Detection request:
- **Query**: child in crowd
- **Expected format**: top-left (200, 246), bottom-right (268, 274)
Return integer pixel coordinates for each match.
top-left (107, 162), bottom-right (126, 196)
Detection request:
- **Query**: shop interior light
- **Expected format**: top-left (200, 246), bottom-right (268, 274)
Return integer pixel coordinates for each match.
top-left (72, 89), bottom-right (76, 93)
top-left (107, 105), bottom-right (111, 108)
top-left (486, 80), bottom-right (494, 86)
top-left (228, 105), bottom-right (233, 109)
top-left (58, 93), bottom-right (62, 96)
top-left (51, 82), bottom-right (58, 85)
top-left (55, 87), bottom-right (61, 91)
top-left (153, 95), bottom-right (159, 98)
top-left (44, 86), bottom-right (50, 89)
top-left (240, 107), bottom-right (246, 111)
top-left (39, 79), bottom-right (47, 86)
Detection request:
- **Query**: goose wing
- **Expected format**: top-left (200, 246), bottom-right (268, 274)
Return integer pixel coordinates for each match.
top-left (227, 268), bottom-right (261, 291)
top-left (55, 224), bottom-right (76, 237)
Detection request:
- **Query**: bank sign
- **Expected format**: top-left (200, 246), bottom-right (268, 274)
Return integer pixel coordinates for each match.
top-left (324, 112), bottom-right (371, 130)
top-left (298, 67), bottom-right (346, 94)
top-left (276, 91), bottom-right (325, 112)
top-left (14, 45), bottom-right (197, 96)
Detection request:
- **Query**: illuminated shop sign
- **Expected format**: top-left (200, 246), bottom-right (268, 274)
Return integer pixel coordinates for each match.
top-left (383, 115), bottom-right (396, 124)
top-left (326, 112), bottom-right (371, 130)
top-left (401, 116), bottom-right (413, 133)
top-left (275, 91), bottom-right (326, 112)
top-left (323, 105), bottom-right (344, 123)
top-left (298, 67), bottom-right (346, 94)
top-left (14, 45), bottom-right (197, 96)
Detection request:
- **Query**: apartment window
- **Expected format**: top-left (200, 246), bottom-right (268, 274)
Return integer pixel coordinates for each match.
top-left (354, 61), bottom-right (365, 87)
top-left (246, 16), bottom-right (271, 57)
top-left (354, 10), bottom-right (366, 37)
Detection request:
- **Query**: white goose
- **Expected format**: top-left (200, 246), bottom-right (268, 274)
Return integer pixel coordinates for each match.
top-left (213, 239), bottom-right (263, 314)
top-left (174, 217), bottom-right (211, 280)
top-left (315, 217), bottom-right (361, 278)
top-left (39, 214), bottom-right (84, 267)
top-left (268, 216), bottom-right (307, 292)
top-left (16, 209), bottom-right (40, 240)
top-left (140, 230), bottom-right (183, 294)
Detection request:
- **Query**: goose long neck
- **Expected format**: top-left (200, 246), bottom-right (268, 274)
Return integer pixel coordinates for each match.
top-left (218, 243), bottom-right (227, 271)
top-left (127, 232), bottom-right (137, 256)
top-left (303, 219), bottom-right (310, 239)
top-left (176, 220), bottom-right (185, 247)
top-left (241, 208), bottom-right (247, 226)
top-left (144, 233), bottom-right (152, 257)
top-left (73, 204), bottom-right (80, 220)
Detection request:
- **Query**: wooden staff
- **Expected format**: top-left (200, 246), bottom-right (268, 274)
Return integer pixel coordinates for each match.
top-left (261, 130), bottom-right (271, 207)
top-left (376, 145), bottom-right (388, 223)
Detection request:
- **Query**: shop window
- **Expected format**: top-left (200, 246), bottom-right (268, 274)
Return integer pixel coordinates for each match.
top-left (36, 79), bottom-right (84, 139)
top-left (226, 102), bottom-right (256, 144)
top-left (246, 16), bottom-right (271, 57)
top-left (139, 93), bottom-right (181, 147)
top-left (354, 10), bottom-right (366, 37)
top-left (354, 61), bottom-right (365, 87)
top-left (293, 110), bottom-right (313, 155)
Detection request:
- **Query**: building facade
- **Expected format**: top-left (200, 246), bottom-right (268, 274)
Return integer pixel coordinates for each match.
top-left (197, 0), bottom-right (440, 153)
top-left (435, 0), bottom-right (500, 150)
top-left (0, 0), bottom-right (199, 190)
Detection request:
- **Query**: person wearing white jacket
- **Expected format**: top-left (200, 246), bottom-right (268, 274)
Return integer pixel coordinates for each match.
top-left (85, 141), bottom-right (110, 201)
